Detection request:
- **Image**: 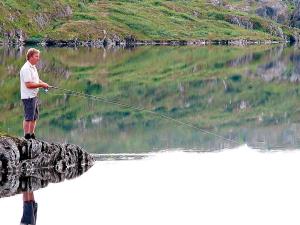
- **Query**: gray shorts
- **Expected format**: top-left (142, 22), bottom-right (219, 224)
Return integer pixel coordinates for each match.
top-left (22, 97), bottom-right (39, 121)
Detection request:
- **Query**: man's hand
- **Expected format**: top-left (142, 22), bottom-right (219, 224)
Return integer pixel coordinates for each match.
top-left (40, 82), bottom-right (49, 89)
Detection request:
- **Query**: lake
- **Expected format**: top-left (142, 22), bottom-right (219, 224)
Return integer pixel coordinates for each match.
top-left (2, 147), bottom-right (300, 225)
top-left (1, 44), bottom-right (300, 224)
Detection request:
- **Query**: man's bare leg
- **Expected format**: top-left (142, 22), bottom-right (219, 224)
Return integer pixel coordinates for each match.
top-left (30, 120), bottom-right (37, 134)
top-left (23, 120), bottom-right (31, 135)
top-left (23, 192), bottom-right (34, 202)
top-left (23, 120), bottom-right (37, 139)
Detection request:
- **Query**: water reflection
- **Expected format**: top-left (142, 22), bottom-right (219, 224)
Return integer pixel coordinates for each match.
top-left (2, 45), bottom-right (300, 152)
top-left (0, 165), bottom-right (93, 199)
top-left (93, 153), bottom-right (151, 161)
top-left (0, 162), bottom-right (93, 224)
top-left (21, 192), bottom-right (38, 225)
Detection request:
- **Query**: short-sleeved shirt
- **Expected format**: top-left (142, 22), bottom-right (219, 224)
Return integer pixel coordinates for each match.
top-left (20, 61), bottom-right (40, 99)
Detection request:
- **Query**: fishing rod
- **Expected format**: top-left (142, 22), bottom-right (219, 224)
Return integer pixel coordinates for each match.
top-left (47, 85), bottom-right (242, 145)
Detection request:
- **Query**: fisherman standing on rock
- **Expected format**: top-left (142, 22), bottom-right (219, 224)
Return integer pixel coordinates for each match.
top-left (20, 48), bottom-right (49, 140)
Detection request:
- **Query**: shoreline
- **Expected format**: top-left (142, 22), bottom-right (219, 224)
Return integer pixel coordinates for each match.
top-left (0, 37), bottom-right (291, 48)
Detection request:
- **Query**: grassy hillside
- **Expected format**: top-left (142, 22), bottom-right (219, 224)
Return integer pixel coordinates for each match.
top-left (0, 0), bottom-right (299, 42)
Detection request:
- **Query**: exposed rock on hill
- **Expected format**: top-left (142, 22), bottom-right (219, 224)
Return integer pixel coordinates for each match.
top-left (255, 1), bottom-right (288, 24)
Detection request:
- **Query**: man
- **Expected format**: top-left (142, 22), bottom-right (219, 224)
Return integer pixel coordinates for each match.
top-left (20, 48), bottom-right (49, 140)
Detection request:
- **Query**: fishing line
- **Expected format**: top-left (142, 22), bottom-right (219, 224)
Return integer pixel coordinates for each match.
top-left (47, 86), bottom-right (242, 145)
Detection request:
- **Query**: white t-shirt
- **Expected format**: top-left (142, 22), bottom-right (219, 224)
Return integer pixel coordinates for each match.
top-left (20, 61), bottom-right (40, 99)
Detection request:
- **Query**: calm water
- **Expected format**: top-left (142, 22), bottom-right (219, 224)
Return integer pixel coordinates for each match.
top-left (1, 44), bottom-right (300, 224)
top-left (2, 147), bottom-right (300, 225)
top-left (1, 44), bottom-right (300, 152)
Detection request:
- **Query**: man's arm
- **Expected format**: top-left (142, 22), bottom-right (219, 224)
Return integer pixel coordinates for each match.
top-left (25, 82), bottom-right (49, 89)
top-left (22, 67), bottom-right (49, 89)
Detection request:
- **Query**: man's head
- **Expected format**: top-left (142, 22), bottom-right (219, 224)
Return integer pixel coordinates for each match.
top-left (26, 48), bottom-right (40, 65)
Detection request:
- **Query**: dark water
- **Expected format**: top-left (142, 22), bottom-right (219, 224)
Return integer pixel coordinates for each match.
top-left (1, 44), bottom-right (300, 153)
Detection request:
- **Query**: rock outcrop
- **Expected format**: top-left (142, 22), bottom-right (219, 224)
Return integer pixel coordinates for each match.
top-left (207, 0), bottom-right (300, 42)
top-left (255, 1), bottom-right (289, 24)
top-left (0, 135), bottom-right (94, 198)
top-left (34, 5), bottom-right (72, 30)
top-left (0, 135), bottom-right (94, 173)
top-left (291, 2), bottom-right (300, 28)
top-left (1, 3), bottom-right (72, 45)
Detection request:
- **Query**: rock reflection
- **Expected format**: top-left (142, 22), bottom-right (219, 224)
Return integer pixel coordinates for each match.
top-left (0, 135), bottom-right (94, 198)
top-left (0, 161), bottom-right (93, 199)
top-left (21, 192), bottom-right (37, 225)
top-left (245, 45), bottom-right (300, 82)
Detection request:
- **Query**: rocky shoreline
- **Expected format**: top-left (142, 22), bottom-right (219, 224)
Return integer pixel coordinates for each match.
top-left (0, 36), bottom-right (292, 48)
top-left (0, 27), bottom-right (296, 47)
top-left (0, 135), bottom-right (94, 173)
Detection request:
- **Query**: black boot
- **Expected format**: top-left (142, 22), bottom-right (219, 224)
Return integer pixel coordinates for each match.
top-left (30, 133), bottom-right (36, 140)
top-left (34, 201), bottom-right (38, 224)
top-left (24, 133), bottom-right (31, 140)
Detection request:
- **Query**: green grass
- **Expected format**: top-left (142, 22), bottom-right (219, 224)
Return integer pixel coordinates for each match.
top-left (73, 12), bottom-right (97, 21)
top-left (0, 0), bottom-right (299, 41)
